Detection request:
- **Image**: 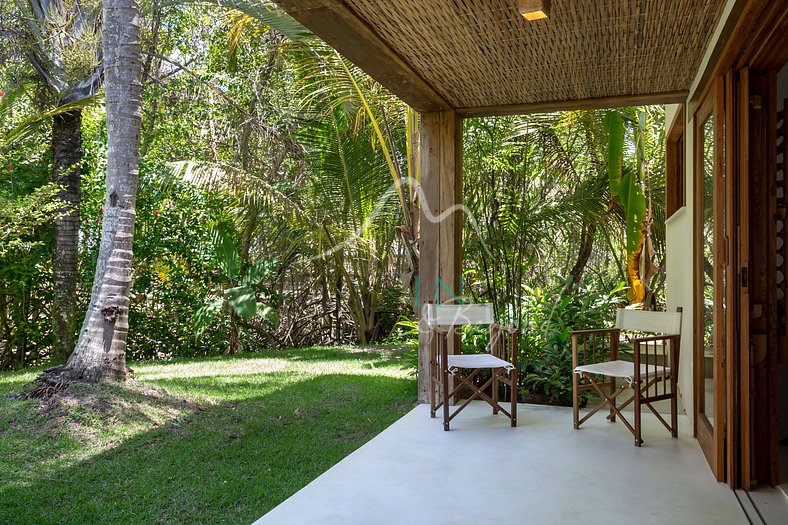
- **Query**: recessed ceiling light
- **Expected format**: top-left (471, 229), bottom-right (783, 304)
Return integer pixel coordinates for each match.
top-left (519, 0), bottom-right (551, 21)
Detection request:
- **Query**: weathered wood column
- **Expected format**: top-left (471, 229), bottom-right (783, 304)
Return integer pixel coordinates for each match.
top-left (417, 110), bottom-right (463, 403)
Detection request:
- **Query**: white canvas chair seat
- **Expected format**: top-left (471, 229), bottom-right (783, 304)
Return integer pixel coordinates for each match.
top-left (571, 307), bottom-right (683, 447)
top-left (574, 360), bottom-right (671, 384)
top-left (447, 354), bottom-right (515, 373)
top-left (426, 303), bottom-right (519, 431)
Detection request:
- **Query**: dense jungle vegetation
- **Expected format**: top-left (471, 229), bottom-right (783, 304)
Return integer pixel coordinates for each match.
top-left (0, 0), bottom-right (667, 404)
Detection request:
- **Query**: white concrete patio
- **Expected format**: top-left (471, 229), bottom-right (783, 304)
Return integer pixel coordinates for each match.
top-left (254, 402), bottom-right (747, 525)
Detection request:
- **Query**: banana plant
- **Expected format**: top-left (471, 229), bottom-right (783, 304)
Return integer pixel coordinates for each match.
top-left (605, 110), bottom-right (651, 305)
top-left (195, 228), bottom-right (275, 354)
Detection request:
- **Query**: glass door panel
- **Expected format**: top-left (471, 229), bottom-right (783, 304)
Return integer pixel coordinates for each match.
top-left (700, 111), bottom-right (716, 428)
top-left (695, 81), bottom-right (726, 480)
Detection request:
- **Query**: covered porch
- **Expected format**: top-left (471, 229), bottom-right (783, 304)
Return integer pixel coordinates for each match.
top-left (272, 0), bottom-right (731, 407)
top-left (254, 402), bottom-right (745, 524)
top-left (268, 0), bottom-right (759, 506)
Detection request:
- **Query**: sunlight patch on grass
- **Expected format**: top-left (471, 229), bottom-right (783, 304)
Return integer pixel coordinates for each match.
top-left (133, 357), bottom-right (291, 381)
top-left (0, 347), bottom-right (417, 525)
top-left (0, 368), bottom-right (43, 397)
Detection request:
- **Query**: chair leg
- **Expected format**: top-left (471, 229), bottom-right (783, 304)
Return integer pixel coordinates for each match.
top-left (608, 377), bottom-right (616, 423)
top-left (492, 370), bottom-right (499, 415)
top-left (429, 366), bottom-right (436, 418)
top-left (634, 384), bottom-right (642, 447)
top-left (670, 377), bottom-right (678, 438)
top-left (510, 369), bottom-right (517, 427)
top-left (442, 366), bottom-right (450, 431)
top-left (572, 371), bottom-right (580, 429)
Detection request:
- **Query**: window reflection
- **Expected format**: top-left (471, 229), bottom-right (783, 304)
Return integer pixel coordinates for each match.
top-left (702, 114), bottom-right (715, 426)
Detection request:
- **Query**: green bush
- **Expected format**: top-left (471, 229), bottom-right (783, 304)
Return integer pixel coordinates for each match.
top-left (518, 281), bottom-right (625, 405)
top-left (0, 177), bottom-right (60, 369)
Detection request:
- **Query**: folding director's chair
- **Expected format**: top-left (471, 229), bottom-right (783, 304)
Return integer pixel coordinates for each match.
top-left (571, 307), bottom-right (682, 446)
top-left (426, 303), bottom-right (519, 431)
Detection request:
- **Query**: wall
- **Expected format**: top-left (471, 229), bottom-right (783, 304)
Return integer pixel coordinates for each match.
top-left (665, 104), bottom-right (695, 422)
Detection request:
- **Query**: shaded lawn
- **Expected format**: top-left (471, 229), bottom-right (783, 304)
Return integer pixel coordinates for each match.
top-left (0, 347), bottom-right (416, 524)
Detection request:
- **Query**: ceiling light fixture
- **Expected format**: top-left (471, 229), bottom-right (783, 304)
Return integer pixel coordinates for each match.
top-left (519, 0), bottom-right (550, 21)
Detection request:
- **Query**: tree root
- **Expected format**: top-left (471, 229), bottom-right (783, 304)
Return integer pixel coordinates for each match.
top-left (15, 367), bottom-right (70, 400)
top-left (13, 363), bottom-right (134, 401)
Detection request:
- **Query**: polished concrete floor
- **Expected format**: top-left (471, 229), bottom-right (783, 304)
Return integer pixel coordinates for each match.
top-left (254, 402), bottom-right (746, 525)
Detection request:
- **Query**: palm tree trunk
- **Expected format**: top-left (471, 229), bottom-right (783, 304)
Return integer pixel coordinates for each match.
top-left (61, 0), bottom-right (142, 382)
top-left (51, 109), bottom-right (82, 361)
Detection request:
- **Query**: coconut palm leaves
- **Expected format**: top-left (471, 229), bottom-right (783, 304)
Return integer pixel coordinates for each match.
top-left (298, 99), bottom-right (403, 344)
top-left (198, 0), bottom-right (312, 43)
top-left (21, 0), bottom-right (103, 104)
top-left (173, 9), bottom-right (414, 343)
top-left (464, 113), bottom-right (612, 325)
top-left (0, 90), bottom-right (98, 146)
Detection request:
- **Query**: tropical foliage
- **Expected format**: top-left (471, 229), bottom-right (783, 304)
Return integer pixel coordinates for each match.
top-left (1, 0), bottom-right (668, 396)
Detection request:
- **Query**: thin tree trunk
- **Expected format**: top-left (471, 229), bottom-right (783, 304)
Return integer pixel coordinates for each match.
top-left (226, 309), bottom-right (242, 355)
top-left (60, 0), bottom-right (142, 382)
top-left (334, 273), bottom-right (342, 344)
top-left (51, 109), bottom-right (82, 361)
top-left (564, 222), bottom-right (597, 294)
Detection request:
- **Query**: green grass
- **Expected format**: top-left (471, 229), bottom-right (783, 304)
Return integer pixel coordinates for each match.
top-left (0, 346), bottom-right (416, 524)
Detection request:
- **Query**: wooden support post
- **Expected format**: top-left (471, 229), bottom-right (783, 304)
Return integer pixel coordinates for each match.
top-left (417, 110), bottom-right (463, 403)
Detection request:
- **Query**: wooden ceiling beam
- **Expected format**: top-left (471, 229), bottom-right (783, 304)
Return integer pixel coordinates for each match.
top-left (274, 0), bottom-right (451, 113)
top-left (456, 91), bottom-right (689, 117)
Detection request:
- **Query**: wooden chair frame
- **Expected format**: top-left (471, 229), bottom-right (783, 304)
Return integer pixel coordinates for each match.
top-left (429, 323), bottom-right (519, 431)
top-left (571, 309), bottom-right (682, 447)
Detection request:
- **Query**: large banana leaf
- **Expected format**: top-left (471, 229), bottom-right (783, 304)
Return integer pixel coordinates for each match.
top-left (212, 229), bottom-right (242, 280)
top-left (224, 285), bottom-right (258, 319)
top-left (605, 110), bottom-right (647, 304)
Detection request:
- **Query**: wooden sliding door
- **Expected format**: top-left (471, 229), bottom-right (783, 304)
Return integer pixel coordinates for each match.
top-left (694, 78), bottom-right (727, 480)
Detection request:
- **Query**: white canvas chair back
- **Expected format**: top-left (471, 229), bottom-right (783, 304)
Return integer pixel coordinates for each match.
top-left (425, 303), bottom-right (494, 327)
top-left (615, 308), bottom-right (682, 334)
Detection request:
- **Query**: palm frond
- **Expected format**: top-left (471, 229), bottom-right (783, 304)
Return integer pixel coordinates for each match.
top-left (1, 93), bottom-right (99, 147)
top-left (167, 160), bottom-right (305, 223)
top-left (21, 0), bottom-right (103, 103)
top-left (183, 0), bottom-right (313, 42)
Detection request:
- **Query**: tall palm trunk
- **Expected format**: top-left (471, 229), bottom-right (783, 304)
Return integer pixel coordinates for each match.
top-left (52, 109), bottom-right (82, 360)
top-left (23, 1), bottom-right (103, 361)
top-left (61, 0), bottom-right (142, 382)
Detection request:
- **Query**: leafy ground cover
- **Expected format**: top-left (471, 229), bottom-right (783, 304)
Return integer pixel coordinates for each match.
top-left (0, 347), bottom-right (416, 524)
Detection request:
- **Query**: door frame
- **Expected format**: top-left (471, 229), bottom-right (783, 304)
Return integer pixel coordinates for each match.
top-left (693, 81), bottom-right (726, 481)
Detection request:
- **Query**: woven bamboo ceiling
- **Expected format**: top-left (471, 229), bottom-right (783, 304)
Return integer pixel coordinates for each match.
top-left (275, 0), bottom-right (727, 115)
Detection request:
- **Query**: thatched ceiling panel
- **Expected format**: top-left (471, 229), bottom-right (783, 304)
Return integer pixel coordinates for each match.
top-left (280, 0), bottom-right (726, 112)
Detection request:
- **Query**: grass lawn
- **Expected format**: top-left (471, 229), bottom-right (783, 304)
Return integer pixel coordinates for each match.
top-left (0, 346), bottom-right (416, 524)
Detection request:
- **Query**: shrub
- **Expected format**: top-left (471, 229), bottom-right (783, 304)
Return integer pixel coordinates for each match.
top-left (518, 281), bottom-right (625, 405)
